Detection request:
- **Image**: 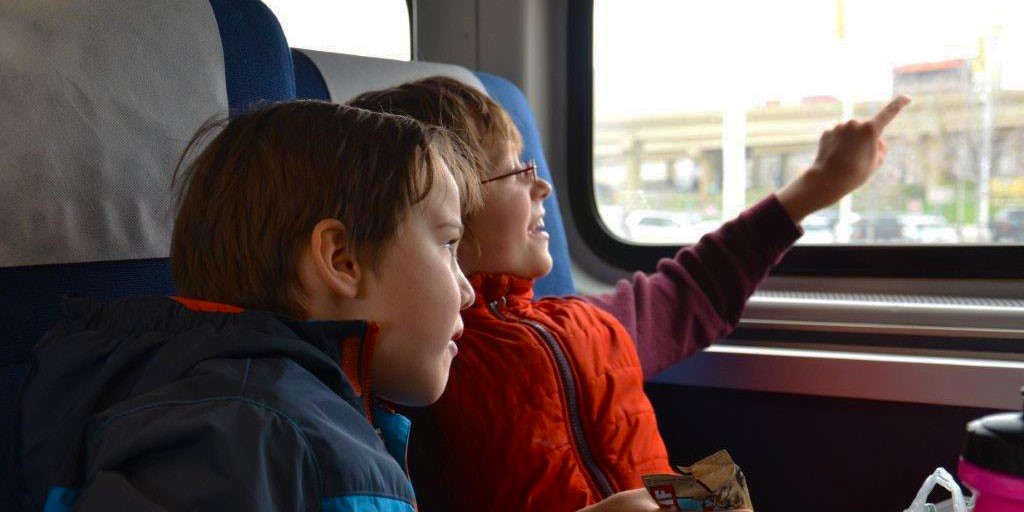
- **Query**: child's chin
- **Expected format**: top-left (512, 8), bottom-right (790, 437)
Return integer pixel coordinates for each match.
top-left (387, 390), bottom-right (443, 408)
top-left (531, 254), bottom-right (554, 278)
top-left (414, 386), bottom-right (447, 407)
top-left (379, 377), bottom-right (448, 407)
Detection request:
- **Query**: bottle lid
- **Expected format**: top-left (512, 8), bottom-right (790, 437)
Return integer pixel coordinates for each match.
top-left (961, 387), bottom-right (1024, 477)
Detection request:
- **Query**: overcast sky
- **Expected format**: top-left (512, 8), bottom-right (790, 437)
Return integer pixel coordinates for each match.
top-left (595, 0), bottom-right (1024, 119)
top-left (262, 0), bottom-right (1023, 121)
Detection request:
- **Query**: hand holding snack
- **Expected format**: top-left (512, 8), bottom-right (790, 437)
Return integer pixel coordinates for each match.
top-left (775, 95), bottom-right (911, 223)
top-left (643, 450), bottom-right (754, 511)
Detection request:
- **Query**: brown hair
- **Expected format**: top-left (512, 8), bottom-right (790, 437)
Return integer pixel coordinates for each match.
top-left (170, 100), bottom-right (480, 319)
top-left (347, 76), bottom-right (522, 182)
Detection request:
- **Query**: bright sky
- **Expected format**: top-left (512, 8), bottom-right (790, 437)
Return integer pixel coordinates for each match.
top-left (262, 0), bottom-right (410, 61)
top-left (595, 0), bottom-right (1024, 119)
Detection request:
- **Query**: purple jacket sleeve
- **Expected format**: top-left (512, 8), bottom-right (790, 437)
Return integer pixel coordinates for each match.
top-left (583, 194), bottom-right (803, 378)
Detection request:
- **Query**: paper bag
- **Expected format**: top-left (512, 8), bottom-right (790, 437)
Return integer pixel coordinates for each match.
top-left (642, 450), bottom-right (753, 511)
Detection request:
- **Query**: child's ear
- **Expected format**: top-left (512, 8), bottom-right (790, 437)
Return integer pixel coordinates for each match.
top-left (310, 218), bottom-right (361, 299)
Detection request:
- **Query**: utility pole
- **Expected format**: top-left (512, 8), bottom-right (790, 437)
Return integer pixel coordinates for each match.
top-left (719, 2), bottom-right (750, 221)
top-left (976, 27), bottom-right (1001, 237)
top-left (835, 0), bottom-right (856, 243)
top-left (721, 106), bottom-right (747, 220)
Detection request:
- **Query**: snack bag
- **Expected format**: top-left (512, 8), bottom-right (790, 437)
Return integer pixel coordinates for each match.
top-left (642, 450), bottom-right (753, 511)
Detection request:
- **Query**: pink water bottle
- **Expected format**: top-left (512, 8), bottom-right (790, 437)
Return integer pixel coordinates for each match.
top-left (958, 387), bottom-right (1024, 512)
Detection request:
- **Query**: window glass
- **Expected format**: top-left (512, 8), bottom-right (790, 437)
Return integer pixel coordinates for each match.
top-left (594, 0), bottom-right (1024, 245)
top-left (263, 0), bottom-right (411, 61)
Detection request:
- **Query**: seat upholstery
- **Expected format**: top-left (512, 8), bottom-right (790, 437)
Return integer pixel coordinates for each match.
top-left (0, 1), bottom-right (295, 508)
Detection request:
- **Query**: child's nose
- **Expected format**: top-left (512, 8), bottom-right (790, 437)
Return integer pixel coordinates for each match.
top-left (532, 177), bottom-right (552, 200)
top-left (456, 270), bottom-right (474, 310)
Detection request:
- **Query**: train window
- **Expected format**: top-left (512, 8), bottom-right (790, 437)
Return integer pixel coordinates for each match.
top-left (570, 0), bottom-right (1024, 277)
top-left (263, 0), bottom-right (411, 61)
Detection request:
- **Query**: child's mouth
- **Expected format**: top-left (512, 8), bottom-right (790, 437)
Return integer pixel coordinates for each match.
top-left (528, 217), bottom-right (546, 235)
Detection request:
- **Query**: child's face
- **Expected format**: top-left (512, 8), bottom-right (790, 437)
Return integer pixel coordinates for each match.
top-left (365, 167), bottom-right (474, 406)
top-left (458, 141), bottom-right (553, 279)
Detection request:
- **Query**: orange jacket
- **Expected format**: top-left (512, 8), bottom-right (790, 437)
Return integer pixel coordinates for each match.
top-left (411, 197), bottom-right (804, 512)
top-left (422, 273), bottom-right (673, 511)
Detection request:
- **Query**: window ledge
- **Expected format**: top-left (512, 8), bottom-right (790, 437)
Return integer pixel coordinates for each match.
top-left (649, 344), bottom-right (1024, 410)
top-left (743, 291), bottom-right (1024, 338)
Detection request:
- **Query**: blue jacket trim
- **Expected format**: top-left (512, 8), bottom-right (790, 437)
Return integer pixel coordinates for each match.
top-left (321, 494), bottom-right (415, 512)
top-left (42, 486), bottom-right (79, 512)
top-left (372, 403), bottom-right (412, 471)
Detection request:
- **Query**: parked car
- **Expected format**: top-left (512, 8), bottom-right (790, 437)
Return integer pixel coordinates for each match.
top-left (623, 210), bottom-right (701, 244)
top-left (851, 213), bottom-right (959, 244)
top-left (799, 214), bottom-right (837, 244)
top-left (899, 214), bottom-right (958, 243)
top-left (991, 208), bottom-right (1024, 242)
top-left (851, 213), bottom-right (906, 243)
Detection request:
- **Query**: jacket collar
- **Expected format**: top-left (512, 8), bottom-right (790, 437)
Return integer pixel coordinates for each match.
top-left (172, 297), bottom-right (409, 465)
top-left (171, 296), bottom-right (382, 420)
top-left (469, 273), bottom-right (535, 307)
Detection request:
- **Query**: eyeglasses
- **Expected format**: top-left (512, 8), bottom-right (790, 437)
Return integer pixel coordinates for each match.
top-left (481, 160), bottom-right (537, 185)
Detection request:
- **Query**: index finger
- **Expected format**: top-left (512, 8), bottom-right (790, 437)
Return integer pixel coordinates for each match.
top-left (869, 95), bottom-right (911, 130)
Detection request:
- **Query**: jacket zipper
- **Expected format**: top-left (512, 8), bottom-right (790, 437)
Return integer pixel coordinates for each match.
top-left (487, 297), bottom-right (615, 499)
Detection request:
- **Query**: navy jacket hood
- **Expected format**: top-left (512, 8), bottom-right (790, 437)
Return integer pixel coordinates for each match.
top-left (15, 296), bottom-right (413, 511)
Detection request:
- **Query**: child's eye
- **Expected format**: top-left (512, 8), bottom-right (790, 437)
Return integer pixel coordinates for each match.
top-left (445, 238), bottom-right (460, 253)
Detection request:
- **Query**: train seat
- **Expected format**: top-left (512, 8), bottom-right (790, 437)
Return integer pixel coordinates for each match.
top-left (0, 0), bottom-right (295, 508)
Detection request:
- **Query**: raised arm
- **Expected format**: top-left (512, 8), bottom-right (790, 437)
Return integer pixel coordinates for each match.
top-left (584, 195), bottom-right (801, 378)
top-left (586, 96), bottom-right (911, 378)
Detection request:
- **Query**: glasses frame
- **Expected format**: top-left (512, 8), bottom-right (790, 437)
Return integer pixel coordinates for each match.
top-left (480, 160), bottom-right (538, 184)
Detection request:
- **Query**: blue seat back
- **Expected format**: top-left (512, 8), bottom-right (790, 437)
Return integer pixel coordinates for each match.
top-left (0, 1), bottom-right (295, 509)
top-left (473, 72), bottom-right (574, 297)
top-left (291, 50), bottom-right (575, 297)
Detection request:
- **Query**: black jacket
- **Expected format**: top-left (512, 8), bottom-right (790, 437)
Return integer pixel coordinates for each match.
top-left (16, 296), bottom-right (415, 511)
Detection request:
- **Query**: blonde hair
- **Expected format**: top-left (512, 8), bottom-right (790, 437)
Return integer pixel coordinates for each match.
top-left (348, 76), bottom-right (523, 191)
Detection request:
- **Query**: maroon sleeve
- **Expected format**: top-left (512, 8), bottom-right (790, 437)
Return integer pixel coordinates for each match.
top-left (583, 194), bottom-right (803, 378)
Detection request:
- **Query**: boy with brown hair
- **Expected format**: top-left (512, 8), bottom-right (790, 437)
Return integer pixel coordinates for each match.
top-left (350, 77), bottom-right (908, 512)
top-left (17, 101), bottom-right (478, 511)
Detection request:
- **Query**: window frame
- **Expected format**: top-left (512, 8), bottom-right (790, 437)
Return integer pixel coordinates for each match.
top-left (406, 0), bottom-right (417, 59)
top-left (567, 0), bottom-right (1024, 279)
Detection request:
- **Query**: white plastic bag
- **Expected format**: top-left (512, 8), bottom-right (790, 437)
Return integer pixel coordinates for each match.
top-left (903, 468), bottom-right (975, 512)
